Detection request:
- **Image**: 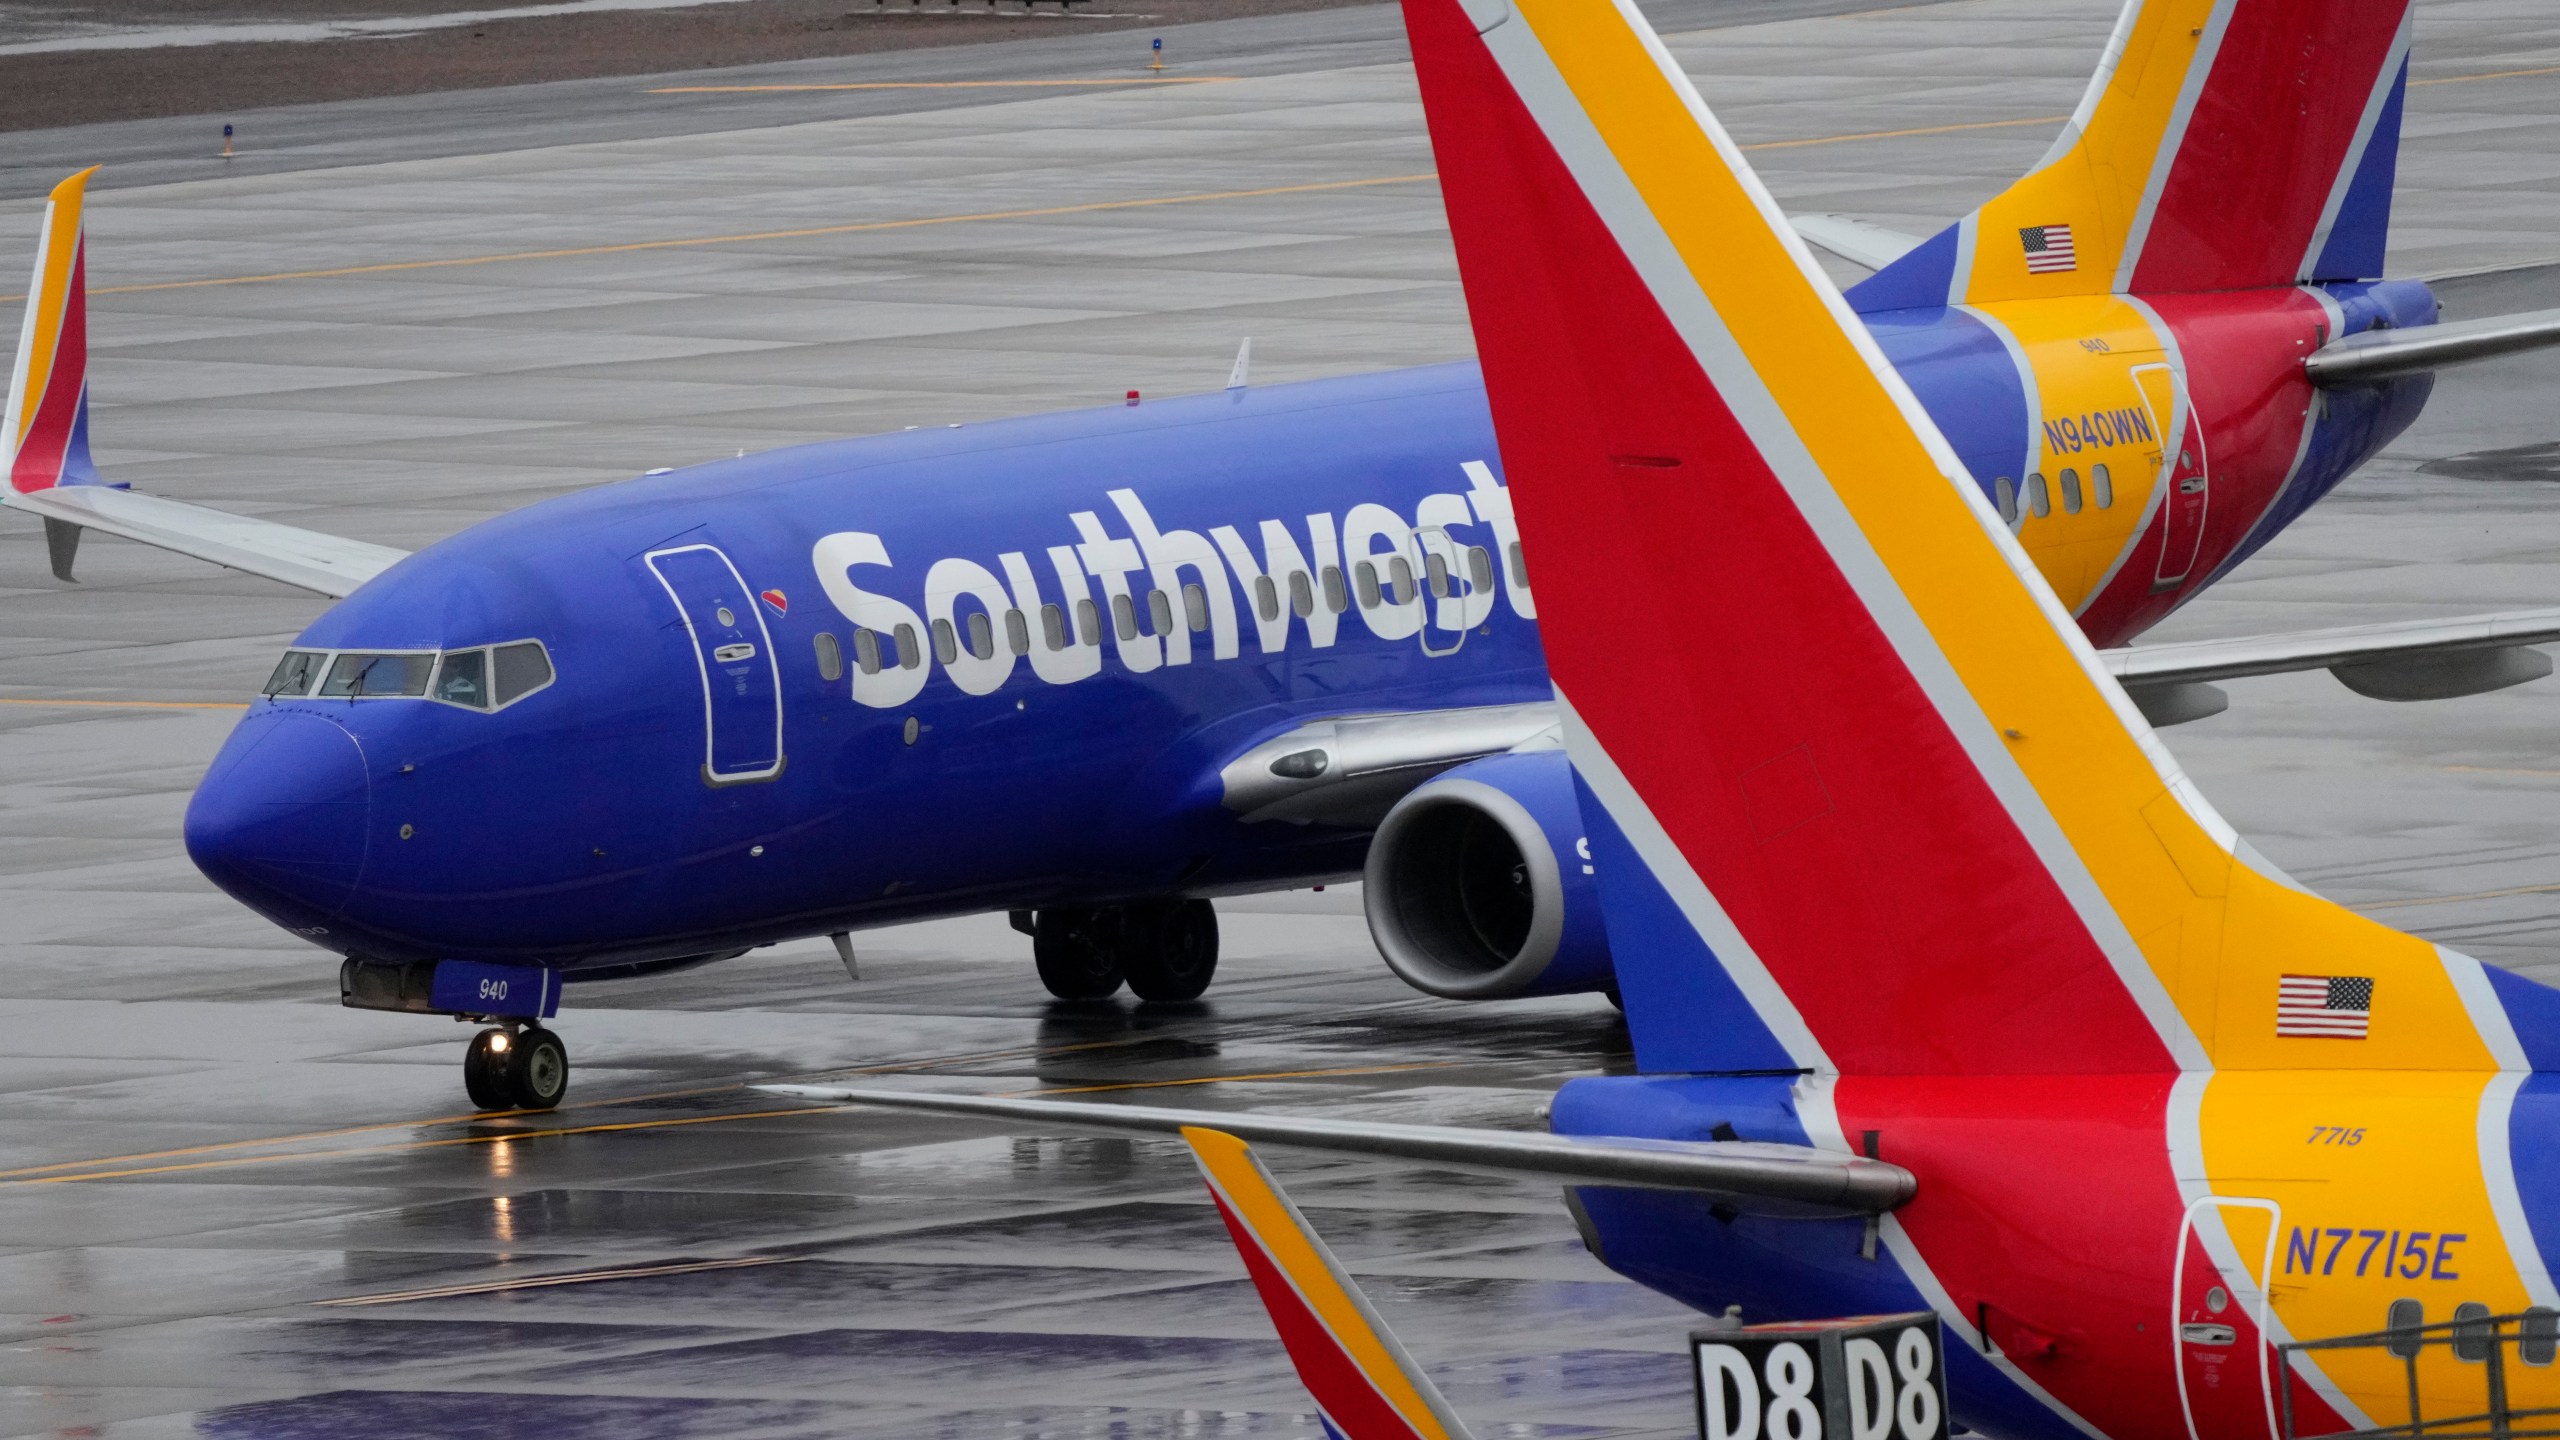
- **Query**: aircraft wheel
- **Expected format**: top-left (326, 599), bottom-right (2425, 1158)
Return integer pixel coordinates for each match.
top-left (1033, 907), bottom-right (1126, 1000)
top-left (509, 1027), bottom-right (571, 1111)
top-left (1124, 899), bottom-right (1218, 1003)
top-left (463, 1027), bottom-right (514, 1111)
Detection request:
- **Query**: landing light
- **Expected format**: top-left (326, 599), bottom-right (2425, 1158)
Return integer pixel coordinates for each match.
top-left (489, 1033), bottom-right (511, 1053)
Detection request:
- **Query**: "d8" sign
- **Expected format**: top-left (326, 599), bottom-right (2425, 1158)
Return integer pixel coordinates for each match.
top-left (1693, 1312), bottom-right (1946, 1440)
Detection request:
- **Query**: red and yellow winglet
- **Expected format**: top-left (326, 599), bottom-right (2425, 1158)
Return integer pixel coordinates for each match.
top-left (5, 167), bottom-right (101, 494)
top-left (1181, 1127), bottom-right (1475, 1440)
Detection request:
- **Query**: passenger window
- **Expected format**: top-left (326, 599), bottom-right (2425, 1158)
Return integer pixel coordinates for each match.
top-left (965, 612), bottom-right (993, 661)
top-left (1424, 551), bottom-right (1450, 598)
top-left (814, 632), bottom-right (843, 683)
top-left (894, 623), bottom-right (921, 670)
top-left (1004, 608), bottom-right (1030, 656)
top-left (2060, 467), bottom-right (2083, 514)
top-left (1288, 570), bottom-right (1314, 618)
top-left (1506, 542), bottom-right (1528, 589)
top-left (263, 649), bottom-right (325, 697)
top-left (1323, 565), bottom-right (1349, 613)
top-left (1354, 561), bottom-right (1382, 609)
top-left (2093, 463), bottom-right (2114, 508)
top-left (321, 652), bottom-right (433, 698)
top-left (931, 618), bottom-right (959, 665)
top-left (1182, 582), bottom-right (1208, 632)
top-left (1994, 477), bottom-right (2018, 523)
top-left (1254, 575), bottom-right (1279, 623)
top-left (2454, 1302), bottom-right (2494, 1362)
top-left (1388, 556), bottom-right (1416, 603)
top-left (492, 642), bottom-right (554, 706)
top-left (2526, 1307), bottom-right (2557, 1366)
top-left (1112, 593), bottom-right (1138, 642)
top-left (2386, 1299), bottom-right (2426, 1359)
top-left (2028, 472), bottom-right (2052, 518)
top-left (853, 629), bottom-right (883, 675)
top-left (1040, 604), bottom-right (1067, 652)
top-left (432, 649), bottom-right (490, 709)
top-left (1077, 598), bottom-right (1101, 646)
top-left (1468, 546), bottom-right (1493, 591)
top-left (1148, 589), bottom-right (1174, 635)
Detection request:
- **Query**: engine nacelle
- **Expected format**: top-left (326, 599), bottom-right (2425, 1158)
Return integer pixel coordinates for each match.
top-left (1363, 749), bottom-right (1615, 999)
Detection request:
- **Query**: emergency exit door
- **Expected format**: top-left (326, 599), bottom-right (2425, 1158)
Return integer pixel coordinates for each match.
top-left (646, 543), bottom-right (784, 785)
top-left (2133, 363), bottom-right (2211, 590)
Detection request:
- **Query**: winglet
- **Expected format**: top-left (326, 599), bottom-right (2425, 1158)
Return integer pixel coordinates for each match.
top-left (5, 167), bottom-right (104, 494)
top-left (1181, 1127), bottom-right (1475, 1440)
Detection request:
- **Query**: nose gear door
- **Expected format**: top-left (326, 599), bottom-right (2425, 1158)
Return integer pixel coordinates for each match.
top-left (646, 543), bottom-right (784, 785)
top-left (2174, 1195), bottom-right (2284, 1440)
top-left (2133, 363), bottom-right (2211, 591)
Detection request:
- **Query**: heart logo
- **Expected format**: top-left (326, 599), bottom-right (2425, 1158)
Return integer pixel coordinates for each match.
top-left (759, 589), bottom-right (788, 616)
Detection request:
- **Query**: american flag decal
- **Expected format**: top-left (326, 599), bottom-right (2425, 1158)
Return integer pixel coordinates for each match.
top-left (2278, 975), bottom-right (2373, 1039)
top-left (2021, 223), bottom-right (2078, 274)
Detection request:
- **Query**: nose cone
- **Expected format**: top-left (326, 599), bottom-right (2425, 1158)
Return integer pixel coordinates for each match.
top-left (187, 710), bottom-right (373, 928)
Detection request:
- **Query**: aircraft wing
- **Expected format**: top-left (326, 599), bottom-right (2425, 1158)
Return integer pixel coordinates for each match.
top-left (757, 1085), bottom-right (1918, 1217)
top-left (1788, 213), bottom-right (1925, 272)
top-left (2307, 305), bottom-right (2560, 385)
top-left (2107, 607), bottom-right (2560, 723)
top-left (4, 485), bottom-right (407, 598)
top-left (1218, 700), bottom-right (1559, 826)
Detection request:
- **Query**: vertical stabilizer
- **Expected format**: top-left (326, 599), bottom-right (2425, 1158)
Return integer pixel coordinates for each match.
top-left (1400, 0), bottom-right (2525, 1078)
top-left (1184, 1127), bottom-right (1475, 1440)
top-left (5, 167), bottom-right (102, 494)
top-left (1850, 0), bottom-right (2411, 311)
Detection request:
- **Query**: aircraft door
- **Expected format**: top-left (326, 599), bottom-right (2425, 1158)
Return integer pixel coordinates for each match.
top-left (1407, 525), bottom-right (1476, 657)
top-left (2133, 363), bottom-right (2211, 590)
top-left (646, 543), bottom-right (785, 785)
top-left (2174, 1196), bottom-right (2284, 1440)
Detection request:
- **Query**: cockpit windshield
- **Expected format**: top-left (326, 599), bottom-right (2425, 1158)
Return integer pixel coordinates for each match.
top-left (260, 641), bottom-right (553, 711)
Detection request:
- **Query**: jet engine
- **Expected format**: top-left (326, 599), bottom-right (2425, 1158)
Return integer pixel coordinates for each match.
top-left (1362, 749), bottom-right (1615, 999)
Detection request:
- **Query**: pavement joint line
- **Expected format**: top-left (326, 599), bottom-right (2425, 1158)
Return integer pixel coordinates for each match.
top-left (0, 696), bottom-right (247, 710)
top-left (992, 1060), bottom-right (1464, 1096)
top-left (316, 1254), bottom-right (796, 1307)
top-left (2413, 64), bottom-right (2560, 86)
top-left (2358, 880), bottom-right (2560, 911)
top-left (648, 78), bottom-right (1244, 92)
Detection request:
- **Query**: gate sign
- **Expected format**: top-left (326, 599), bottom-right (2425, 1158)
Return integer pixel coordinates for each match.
top-left (1693, 1313), bottom-right (1947, 1440)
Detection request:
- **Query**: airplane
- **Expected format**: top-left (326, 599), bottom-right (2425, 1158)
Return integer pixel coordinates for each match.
top-left (10, 0), bottom-right (2560, 1109)
top-left (762, 0), bottom-right (2560, 1436)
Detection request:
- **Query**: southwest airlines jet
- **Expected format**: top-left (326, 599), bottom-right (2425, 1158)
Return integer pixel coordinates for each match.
top-left (10, 0), bottom-right (2560, 1109)
top-left (772, 2), bottom-right (2560, 1438)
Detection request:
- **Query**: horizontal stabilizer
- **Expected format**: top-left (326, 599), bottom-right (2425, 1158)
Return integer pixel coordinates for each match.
top-left (5, 485), bottom-right (405, 598)
top-left (1184, 1126), bottom-right (1478, 1440)
top-left (2108, 607), bottom-right (2560, 686)
top-left (758, 1085), bottom-right (1916, 1216)
top-left (2306, 306), bottom-right (2560, 385)
top-left (1789, 214), bottom-right (1924, 273)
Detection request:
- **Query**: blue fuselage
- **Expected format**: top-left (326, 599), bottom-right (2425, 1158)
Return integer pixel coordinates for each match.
top-left (183, 286), bottom-right (2432, 974)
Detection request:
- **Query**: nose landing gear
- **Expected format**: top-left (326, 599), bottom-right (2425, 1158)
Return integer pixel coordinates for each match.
top-left (463, 1024), bottom-right (571, 1111)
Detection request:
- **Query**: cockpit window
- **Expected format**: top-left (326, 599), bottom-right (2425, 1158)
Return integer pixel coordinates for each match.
top-left (266, 640), bottom-right (552, 711)
top-left (321, 652), bottom-right (434, 698)
top-left (263, 649), bottom-right (325, 697)
top-left (493, 642), bottom-right (555, 706)
top-left (432, 649), bottom-right (489, 709)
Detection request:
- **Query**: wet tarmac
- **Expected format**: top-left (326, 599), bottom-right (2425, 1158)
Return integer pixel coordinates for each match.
top-left (1, 0), bottom-right (2558, 1435)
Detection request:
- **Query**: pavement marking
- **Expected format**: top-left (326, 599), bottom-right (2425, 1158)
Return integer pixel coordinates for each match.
top-left (2358, 880), bottom-right (2560, 911)
top-left (649, 78), bottom-right (1243, 92)
top-left (0, 696), bottom-right (246, 711)
top-left (317, 1255), bottom-right (794, 1306)
top-left (2442, 764), bottom-right (2560, 779)
top-left (2415, 64), bottom-right (2560, 87)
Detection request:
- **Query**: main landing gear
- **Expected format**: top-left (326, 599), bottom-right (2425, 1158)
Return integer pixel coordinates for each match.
top-left (463, 1023), bottom-right (571, 1112)
top-left (1031, 899), bottom-right (1219, 1002)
